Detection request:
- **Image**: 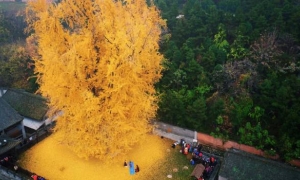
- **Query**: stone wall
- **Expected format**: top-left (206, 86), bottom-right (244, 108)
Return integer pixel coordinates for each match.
top-left (154, 121), bottom-right (300, 168)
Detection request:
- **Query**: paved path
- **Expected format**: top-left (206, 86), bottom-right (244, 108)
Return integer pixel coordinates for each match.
top-left (153, 128), bottom-right (197, 144)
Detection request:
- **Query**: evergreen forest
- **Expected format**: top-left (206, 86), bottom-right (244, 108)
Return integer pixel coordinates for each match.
top-left (154, 0), bottom-right (300, 161)
top-left (0, 0), bottom-right (300, 161)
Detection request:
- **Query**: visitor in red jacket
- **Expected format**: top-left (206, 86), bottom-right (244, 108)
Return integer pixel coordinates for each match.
top-left (31, 174), bottom-right (38, 180)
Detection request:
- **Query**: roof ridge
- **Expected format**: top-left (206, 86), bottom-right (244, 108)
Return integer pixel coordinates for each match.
top-left (228, 149), bottom-right (300, 172)
top-left (7, 88), bottom-right (47, 101)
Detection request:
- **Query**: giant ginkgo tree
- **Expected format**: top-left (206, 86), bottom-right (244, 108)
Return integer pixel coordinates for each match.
top-left (26, 0), bottom-right (165, 160)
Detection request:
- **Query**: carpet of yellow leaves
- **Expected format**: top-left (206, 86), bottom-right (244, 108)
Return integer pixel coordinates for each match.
top-left (19, 132), bottom-right (172, 180)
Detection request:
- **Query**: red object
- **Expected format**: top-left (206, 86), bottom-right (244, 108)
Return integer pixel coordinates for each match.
top-left (210, 156), bottom-right (215, 163)
top-left (31, 174), bottom-right (38, 180)
top-left (184, 147), bottom-right (188, 155)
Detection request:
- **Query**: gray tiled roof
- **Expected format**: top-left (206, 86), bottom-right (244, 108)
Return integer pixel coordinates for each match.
top-left (218, 149), bottom-right (300, 180)
top-left (2, 89), bottom-right (48, 121)
top-left (0, 135), bottom-right (22, 155)
top-left (0, 98), bottom-right (23, 131)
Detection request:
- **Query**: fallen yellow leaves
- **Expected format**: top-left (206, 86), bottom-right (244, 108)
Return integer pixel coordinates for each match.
top-left (19, 132), bottom-right (170, 180)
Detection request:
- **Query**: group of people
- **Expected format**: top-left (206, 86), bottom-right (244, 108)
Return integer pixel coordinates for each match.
top-left (0, 155), bottom-right (46, 180)
top-left (191, 155), bottom-right (216, 179)
top-left (0, 155), bottom-right (20, 174)
top-left (124, 160), bottom-right (140, 173)
top-left (175, 139), bottom-right (217, 180)
top-left (191, 146), bottom-right (217, 179)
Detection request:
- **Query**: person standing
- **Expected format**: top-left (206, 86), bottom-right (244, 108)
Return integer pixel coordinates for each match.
top-left (31, 174), bottom-right (38, 180)
top-left (197, 144), bottom-right (203, 152)
top-left (14, 165), bottom-right (18, 173)
top-left (135, 165), bottom-right (140, 172)
top-left (129, 161), bottom-right (135, 175)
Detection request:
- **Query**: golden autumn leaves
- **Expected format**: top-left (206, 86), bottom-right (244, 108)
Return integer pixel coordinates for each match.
top-left (26, 0), bottom-right (165, 160)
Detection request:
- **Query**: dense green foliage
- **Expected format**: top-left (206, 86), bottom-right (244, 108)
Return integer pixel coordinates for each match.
top-left (155, 0), bottom-right (300, 161)
top-left (0, 2), bottom-right (26, 44)
top-left (0, 43), bottom-right (36, 92)
top-left (0, 2), bottom-right (37, 92)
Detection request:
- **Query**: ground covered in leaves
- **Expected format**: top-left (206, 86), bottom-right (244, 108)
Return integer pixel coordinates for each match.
top-left (18, 132), bottom-right (193, 180)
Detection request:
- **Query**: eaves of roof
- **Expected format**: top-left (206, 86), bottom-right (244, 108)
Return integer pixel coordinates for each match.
top-left (0, 98), bottom-right (23, 131)
top-left (218, 149), bottom-right (300, 180)
top-left (2, 89), bottom-right (49, 121)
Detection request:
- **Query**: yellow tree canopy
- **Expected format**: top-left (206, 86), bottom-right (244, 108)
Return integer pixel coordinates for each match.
top-left (26, 0), bottom-right (165, 160)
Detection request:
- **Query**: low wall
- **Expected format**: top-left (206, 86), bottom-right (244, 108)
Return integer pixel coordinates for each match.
top-left (154, 122), bottom-right (300, 168)
top-left (289, 159), bottom-right (300, 167)
top-left (154, 122), bottom-right (196, 139)
top-left (197, 132), bottom-right (282, 158)
top-left (197, 132), bottom-right (299, 167)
